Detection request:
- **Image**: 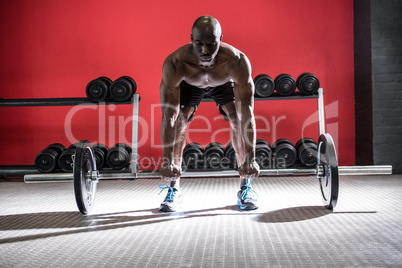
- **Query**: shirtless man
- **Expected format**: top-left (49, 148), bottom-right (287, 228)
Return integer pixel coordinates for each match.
top-left (159, 15), bottom-right (260, 212)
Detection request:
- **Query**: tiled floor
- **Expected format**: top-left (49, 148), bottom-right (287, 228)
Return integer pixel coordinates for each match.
top-left (0, 174), bottom-right (401, 267)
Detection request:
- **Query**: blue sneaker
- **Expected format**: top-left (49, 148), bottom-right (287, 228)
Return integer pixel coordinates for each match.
top-left (237, 180), bottom-right (258, 210)
top-left (159, 184), bottom-right (183, 212)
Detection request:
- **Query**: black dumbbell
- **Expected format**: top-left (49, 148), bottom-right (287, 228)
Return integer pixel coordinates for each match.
top-left (205, 142), bottom-right (225, 169)
top-left (255, 139), bottom-right (272, 169)
top-left (34, 143), bottom-right (66, 173)
top-left (225, 142), bottom-right (237, 170)
top-left (110, 76), bottom-right (137, 102)
top-left (182, 142), bottom-right (205, 170)
top-left (93, 143), bottom-right (109, 170)
top-left (295, 137), bottom-right (317, 153)
top-left (107, 143), bottom-right (132, 170)
top-left (272, 138), bottom-right (297, 168)
top-left (254, 74), bottom-right (274, 98)
top-left (35, 149), bottom-right (58, 173)
top-left (296, 73), bottom-right (320, 95)
top-left (58, 148), bottom-right (76, 172)
top-left (274, 74), bottom-right (296, 96)
top-left (86, 77), bottom-right (113, 102)
top-left (295, 138), bottom-right (318, 167)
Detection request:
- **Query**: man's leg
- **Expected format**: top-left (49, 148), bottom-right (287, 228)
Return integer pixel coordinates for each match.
top-left (220, 102), bottom-right (248, 185)
top-left (221, 102), bottom-right (258, 210)
top-left (171, 105), bottom-right (195, 190)
top-left (159, 105), bottom-right (194, 212)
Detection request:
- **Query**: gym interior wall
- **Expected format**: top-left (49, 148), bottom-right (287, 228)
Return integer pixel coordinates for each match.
top-left (0, 0), bottom-right (355, 169)
top-left (370, 0), bottom-right (402, 173)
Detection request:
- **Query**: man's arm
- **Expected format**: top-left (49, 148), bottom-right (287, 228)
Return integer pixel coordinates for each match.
top-left (160, 56), bottom-right (183, 177)
top-left (232, 53), bottom-right (259, 177)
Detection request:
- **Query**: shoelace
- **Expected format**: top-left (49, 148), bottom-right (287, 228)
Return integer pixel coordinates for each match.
top-left (240, 178), bottom-right (258, 200)
top-left (159, 184), bottom-right (176, 202)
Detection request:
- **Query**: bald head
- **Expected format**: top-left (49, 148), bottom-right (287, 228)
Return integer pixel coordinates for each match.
top-left (192, 16), bottom-right (222, 37)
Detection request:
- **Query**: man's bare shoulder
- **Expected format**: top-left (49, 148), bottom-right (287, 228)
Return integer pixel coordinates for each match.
top-left (219, 43), bottom-right (244, 59)
top-left (161, 44), bottom-right (194, 85)
top-left (219, 42), bottom-right (251, 76)
top-left (164, 44), bottom-right (194, 66)
top-left (219, 42), bottom-right (250, 66)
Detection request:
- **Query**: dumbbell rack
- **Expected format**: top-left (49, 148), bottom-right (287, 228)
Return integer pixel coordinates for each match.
top-left (20, 88), bottom-right (392, 183)
top-left (0, 97), bottom-right (134, 176)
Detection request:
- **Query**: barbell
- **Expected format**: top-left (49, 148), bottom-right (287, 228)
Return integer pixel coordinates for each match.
top-left (25, 132), bottom-right (388, 215)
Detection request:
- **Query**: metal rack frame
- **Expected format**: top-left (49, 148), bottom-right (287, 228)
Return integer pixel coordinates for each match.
top-left (0, 97), bottom-right (133, 176)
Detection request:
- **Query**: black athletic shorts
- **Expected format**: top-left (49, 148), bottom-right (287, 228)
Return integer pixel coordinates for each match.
top-left (180, 80), bottom-right (235, 122)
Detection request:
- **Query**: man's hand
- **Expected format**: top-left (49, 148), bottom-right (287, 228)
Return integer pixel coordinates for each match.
top-left (238, 161), bottom-right (260, 179)
top-left (160, 162), bottom-right (182, 181)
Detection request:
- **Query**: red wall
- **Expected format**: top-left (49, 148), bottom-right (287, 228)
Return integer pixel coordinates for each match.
top-left (0, 0), bottom-right (355, 169)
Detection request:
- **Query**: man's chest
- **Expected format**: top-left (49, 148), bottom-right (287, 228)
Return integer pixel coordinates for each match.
top-left (182, 63), bottom-right (232, 88)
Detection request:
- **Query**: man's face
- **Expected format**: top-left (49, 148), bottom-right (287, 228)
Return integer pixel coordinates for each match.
top-left (191, 28), bottom-right (222, 64)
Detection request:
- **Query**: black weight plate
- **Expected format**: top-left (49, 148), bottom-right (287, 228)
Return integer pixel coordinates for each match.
top-left (183, 143), bottom-right (205, 169)
top-left (93, 143), bottom-right (109, 156)
top-left (295, 137), bottom-right (317, 152)
top-left (254, 74), bottom-right (274, 97)
top-left (110, 78), bottom-right (134, 102)
top-left (45, 143), bottom-right (66, 155)
top-left (225, 142), bottom-right (234, 158)
top-left (205, 146), bottom-right (225, 158)
top-left (35, 149), bottom-right (58, 173)
top-left (296, 72), bottom-right (320, 95)
top-left (205, 148), bottom-right (224, 159)
top-left (317, 133), bottom-right (339, 210)
top-left (112, 143), bottom-right (132, 154)
top-left (184, 142), bottom-right (204, 153)
top-left (86, 78), bottom-right (109, 102)
top-left (225, 141), bottom-right (233, 153)
top-left (73, 140), bottom-right (98, 215)
top-left (298, 143), bottom-right (318, 167)
top-left (274, 73), bottom-right (296, 96)
top-left (256, 139), bottom-right (271, 148)
top-left (119, 76), bottom-right (137, 93)
top-left (107, 147), bottom-right (130, 170)
top-left (273, 144), bottom-right (297, 168)
top-left (205, 143), bottom-right (225, 169)
top-left (93, 147), bottom-right (106, 170)
top-left (255, 143), bottom-right (272, 169)
top-left (206, 152), bottom-right (223, 169)
top-left (58, 148), bottom-right (76, 172)
top-left (205, 142), bottom-right (225, 153)
top-left (98, 76), bottom-right (113, 87)
top-left (272, 138), bottom-right (294, 151)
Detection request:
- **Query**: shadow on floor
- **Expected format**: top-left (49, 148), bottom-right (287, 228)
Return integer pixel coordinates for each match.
top-left (256, 206), bottom-right (332, 223)
top-left (0, 205), bottom-right (364, 244)
top-left (256, 206), bottom-right (378, 223)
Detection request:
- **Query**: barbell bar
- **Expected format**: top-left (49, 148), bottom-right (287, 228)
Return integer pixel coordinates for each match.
top-left (23, 165), bottom-right (392, 182)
